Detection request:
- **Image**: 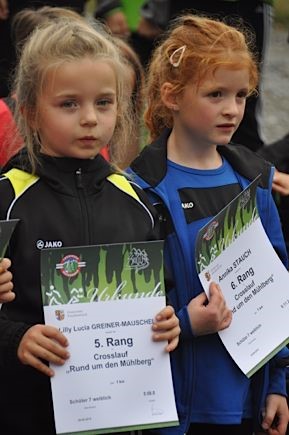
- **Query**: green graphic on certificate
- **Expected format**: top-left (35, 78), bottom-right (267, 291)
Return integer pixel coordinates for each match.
top-left (195, 176), bottom-right (260, 274)
top-left (41, 241), bottom-right (178, 434)
top-left (195, 176), bottom-right (289, 377)
top-left (41, 241), bottom-right (165, 306)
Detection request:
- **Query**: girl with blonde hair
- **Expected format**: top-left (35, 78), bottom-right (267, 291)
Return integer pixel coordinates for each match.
top-left (0, 17), bottom-right (180, 435)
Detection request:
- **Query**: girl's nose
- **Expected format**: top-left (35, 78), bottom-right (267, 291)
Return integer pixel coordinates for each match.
top-left (80, 105), bottom-right (97, 126)
top-left (223, 97), bottom-right (241, 117)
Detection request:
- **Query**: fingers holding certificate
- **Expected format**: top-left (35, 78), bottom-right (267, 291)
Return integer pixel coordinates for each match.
top-left (195, 176), bottom-right (289, 378)
top-left (41, 241), bottom-right (179, 434)
top-left (17, 324), bottom-right (70, 377)
top-left (0, 258), bottom-right (15, 303)
top-left (152, 305), bottom-right (180, 352)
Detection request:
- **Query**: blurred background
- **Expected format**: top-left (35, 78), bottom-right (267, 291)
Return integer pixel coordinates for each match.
top-left (262, 0), bottom-right (289, 144)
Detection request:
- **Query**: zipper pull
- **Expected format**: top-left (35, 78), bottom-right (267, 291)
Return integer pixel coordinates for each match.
top-left (76, 168), bottom-right (83, 188)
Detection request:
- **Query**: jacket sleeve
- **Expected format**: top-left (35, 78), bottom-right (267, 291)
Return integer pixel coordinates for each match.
top-left (176, 306), bottom-right (194, 339)
top-left (258, 178), bottom-right (288, 268)
top-left (0, 312), bottom-right (31, 369)
top-left (258, 178), bottom-right (289, 398)
top-left (0, 176), bottom-right (31, 368)
top-left (267, 346), bottom-right (289, 397)
top-left (130, 181), bottom-right (161, 240)
top-left (257, 134), bottom-right (289, 173)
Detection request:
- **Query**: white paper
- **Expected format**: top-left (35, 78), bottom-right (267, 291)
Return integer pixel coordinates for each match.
top-left (199, 217), bottom-right (289, 377)
top-left (44, 297), bottom-right (178, 434)
top-left (196, 178), bottom-right (289, 377)
top-left (41, 241), bottom-right (178, 434)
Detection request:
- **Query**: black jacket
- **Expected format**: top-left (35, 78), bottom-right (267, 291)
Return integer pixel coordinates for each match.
top-left (0, 150), bottom-right (158, 435)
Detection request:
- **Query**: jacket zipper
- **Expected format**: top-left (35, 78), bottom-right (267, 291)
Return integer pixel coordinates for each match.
top-left (75, 168), bottom-right (90, 244)
top-left (76, 168), bottom-right (83, 188)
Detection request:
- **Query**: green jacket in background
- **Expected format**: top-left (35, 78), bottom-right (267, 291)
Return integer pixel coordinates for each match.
top-left (95, 0), bottom-right (146, 31)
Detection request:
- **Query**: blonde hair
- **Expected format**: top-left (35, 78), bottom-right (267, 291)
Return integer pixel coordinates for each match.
top-left (145, 14), bottom-right (259, 141)
top-left (14, 18), bottom-right (133, 171)
top-left (112, 36), bottom-right (145, 167)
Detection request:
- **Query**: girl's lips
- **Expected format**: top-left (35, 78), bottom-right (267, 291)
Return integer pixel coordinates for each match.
top-left (217, 124), bottom-right (235, 128)
top-left (216, 124), bottom-right (236, 133)
top-left (79, 136), bottom-right (96, 140)
top-left (78, 137), bottom-right (97, 147)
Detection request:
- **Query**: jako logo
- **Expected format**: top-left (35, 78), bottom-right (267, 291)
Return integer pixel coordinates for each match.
top-left (36, 240), bottom-right (63, 250)
top-left (182, 202), bottom-right (194, 209)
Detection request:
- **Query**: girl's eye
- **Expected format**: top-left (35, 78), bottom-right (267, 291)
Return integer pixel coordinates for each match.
top-left (60, 100), bottom-right (77, 109)
top-left (97, 99), bottom-right (113, 107)
top-left (237, 91), bottom-right (249, 99)
top-left (209, 91), bottom-right (222, 98)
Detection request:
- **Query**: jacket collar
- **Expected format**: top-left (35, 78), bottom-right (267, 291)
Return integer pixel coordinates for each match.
top-left (131, 128), bottom-right (272, 189)
top-left (3, 148), bottom-right (114, 184)
top-left (2, 148), bottom-right (115, 196)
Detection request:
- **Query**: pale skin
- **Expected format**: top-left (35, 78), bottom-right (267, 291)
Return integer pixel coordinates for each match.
top-left (105, 11), bottom-right (130, 38)
top-left (273, 169), bottom-right (289, 196)
top-left (161, 66), bottom-right (289, 434)
top-left (17, 57), bottom-right (180, 377)
top-left (104, 11), bottom-right (161, 39)
top-left (0, 258), bottom-right (14, 302)
top-left (256, 394), bottom-right (289, 435)
top-left (0, 0), bottom-right (8, 20)
top-left (188, 282), bottom-right (232, 335)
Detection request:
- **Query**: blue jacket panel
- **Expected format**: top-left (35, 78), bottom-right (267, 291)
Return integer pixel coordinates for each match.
top-left (129, 129), bottom-right (289, 434)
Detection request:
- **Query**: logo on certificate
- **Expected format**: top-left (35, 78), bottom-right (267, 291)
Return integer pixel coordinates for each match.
top-left (55, 309), bottom-right (65, 321)
top-left (127, 247), bottom-right (149, 272)
top-left (203, 220), bottom-right (219, 241)
top-left (56, 254), bottom-right (86, 278)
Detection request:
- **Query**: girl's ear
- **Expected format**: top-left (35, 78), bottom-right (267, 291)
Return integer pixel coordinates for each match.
top-left (161, 82), bottom-right (179, 112)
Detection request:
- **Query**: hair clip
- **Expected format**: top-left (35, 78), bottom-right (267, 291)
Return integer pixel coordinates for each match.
top-left (169, 45), bottom-right (186, 68)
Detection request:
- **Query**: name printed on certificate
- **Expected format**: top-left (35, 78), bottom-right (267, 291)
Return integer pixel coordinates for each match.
top-left (195, 176), bottom-right (289, 377)
top-left (41, 240), bottom-right (179, 435)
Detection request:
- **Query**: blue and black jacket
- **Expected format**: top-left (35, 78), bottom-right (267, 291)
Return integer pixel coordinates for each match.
top-left (129, 128), bottom-right (289, 434)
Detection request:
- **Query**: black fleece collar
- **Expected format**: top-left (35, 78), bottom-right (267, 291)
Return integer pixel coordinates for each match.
top-left (2, 148), bottom-right (114, 185)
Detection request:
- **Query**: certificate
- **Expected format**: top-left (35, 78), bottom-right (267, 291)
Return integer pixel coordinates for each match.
top-left (41, 241), bottom-right (178, 434)
top-left (0, 219), bottom-right (19, 309)
top-left (0, 219), bottom-right (19, 260)
top-left (195, 176), bottom-right (289, 377)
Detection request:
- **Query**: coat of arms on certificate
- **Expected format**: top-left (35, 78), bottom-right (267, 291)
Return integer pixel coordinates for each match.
top-left (41, 241), bottom-right (178, 435)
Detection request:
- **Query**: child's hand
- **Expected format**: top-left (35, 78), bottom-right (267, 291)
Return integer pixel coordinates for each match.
top-left (187, 282), bottom-right (232, 336)
top-left (261, 394), bottom-right (289, 435)
top-left (272, 169), bottom-right (289, 196)
top-left (0, 258), bottom-right (15, 303)
top-left (152, 305), bottom-right (180, 352)
top-left (17, 324), bottom-right (70, 377)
